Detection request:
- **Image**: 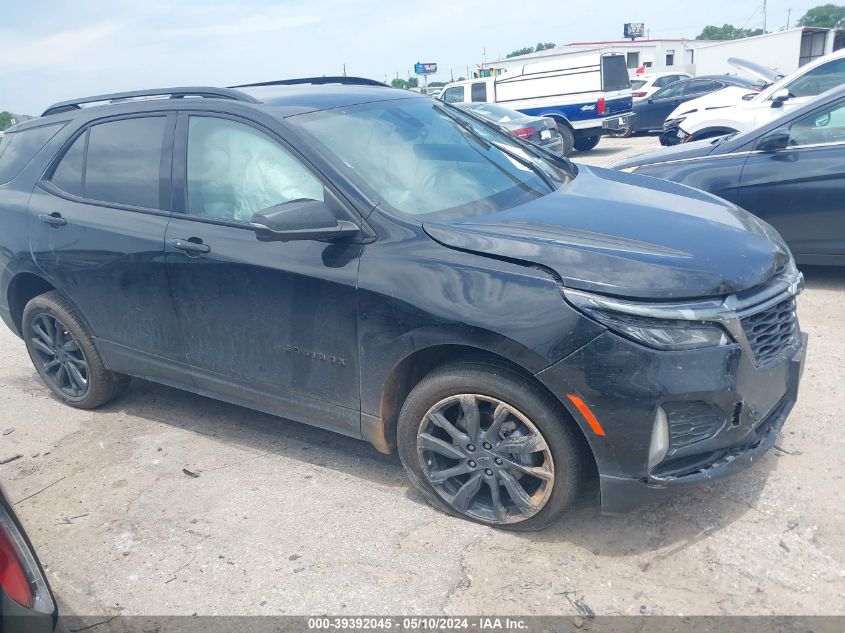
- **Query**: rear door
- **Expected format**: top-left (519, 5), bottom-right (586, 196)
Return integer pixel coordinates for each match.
top-left (738, 98), bottom-right (845, 259)
top-left (29, 113), bottom-right (188, 383)
top-left (600, 55), bottom-right (632, 115)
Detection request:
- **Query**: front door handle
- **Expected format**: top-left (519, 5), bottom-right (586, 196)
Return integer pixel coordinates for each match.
top-left (171, 238), bottom-right (211, 254)
top-left (38, 213), bottom-right (67, 227)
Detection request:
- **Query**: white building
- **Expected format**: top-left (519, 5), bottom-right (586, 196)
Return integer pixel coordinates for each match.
top-left (482, 27), bottom-right (845, 79)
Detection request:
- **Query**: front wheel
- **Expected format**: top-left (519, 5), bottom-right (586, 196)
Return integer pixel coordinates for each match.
top-left (397, 361), bottom-right (584, 530)
top-left (22, 291), bottom-right (129, 409)
top-left (573, 135), bottom-right (601, 152)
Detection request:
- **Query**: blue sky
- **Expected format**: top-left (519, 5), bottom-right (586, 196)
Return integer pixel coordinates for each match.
top-left (0, 0), bottom-right (822, 114)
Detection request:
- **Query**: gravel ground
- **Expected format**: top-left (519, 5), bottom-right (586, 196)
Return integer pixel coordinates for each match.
top-left (1, 134), bottom-right (843, 620)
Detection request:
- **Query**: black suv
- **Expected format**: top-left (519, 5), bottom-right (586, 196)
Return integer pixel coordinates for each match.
top-left (0, 79), bottom-right (807, 530)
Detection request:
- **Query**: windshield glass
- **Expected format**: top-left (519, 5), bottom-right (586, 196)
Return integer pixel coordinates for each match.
top-left (291, 98), bottom-right (571, 218)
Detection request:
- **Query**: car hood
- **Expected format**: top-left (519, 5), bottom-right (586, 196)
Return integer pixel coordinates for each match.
top-left (422, 166), bottom-right (789, 300)
top-left (611, 137), bottom-right (719, 169)
top-left (728, 57), bottom-right (781, 83)
top-left (667, 86), bottom-right (756, 120)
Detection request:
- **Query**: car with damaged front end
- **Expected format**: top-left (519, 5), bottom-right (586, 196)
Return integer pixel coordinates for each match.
top-left (0, 79), bottom-right (806, 530)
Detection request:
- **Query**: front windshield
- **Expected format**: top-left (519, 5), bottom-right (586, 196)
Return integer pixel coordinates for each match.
top-left (291, 98), bottom-right (570, 218)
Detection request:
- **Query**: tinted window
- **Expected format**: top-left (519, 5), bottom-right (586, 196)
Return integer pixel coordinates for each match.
top-left (84, 117), bottom-right (167, 209)
top-left (470, 82), bottom-right (487, 102)
top-left (653, 82), bottom-right (685, 99)
top-left (601, 56), bottom-right (630, 91)
top-left (50, 131), bottom-right (86, 197)
top-left (787, 58), bottom-right (845, 98)
top-left (187, 117), bottom-right (324, 223)
top-left (442, 87), bottom-right (464, 103)
top-left (630, 80), bottom-right (647, 90)
top-left (684, 80), bottom-right (720, 95)
top-left (0, 123), bottom-right (65, 185)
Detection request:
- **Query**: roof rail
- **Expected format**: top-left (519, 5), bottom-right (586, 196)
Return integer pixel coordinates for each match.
top-left (41, 86), bottom-right (259, 117)
top-left (229, 76), bottom-right (389, 89)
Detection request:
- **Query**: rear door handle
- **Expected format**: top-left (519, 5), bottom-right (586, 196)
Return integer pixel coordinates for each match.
top-left (38, 213), bottom-right (67, 227)
top-left (171, 238), bottom-right (211, 254)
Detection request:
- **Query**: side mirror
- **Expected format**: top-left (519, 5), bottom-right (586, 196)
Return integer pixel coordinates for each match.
top-left (647, 97), bottom-right (655, 103)
top-left (771, 88), bottom-right (790, 108)
top-left (251, 199), bottom-right (360, 243)
top-left (756, 127), bottom-right (790, 152)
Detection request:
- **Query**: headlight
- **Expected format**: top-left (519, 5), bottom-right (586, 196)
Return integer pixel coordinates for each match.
top-left (663, 117), bottom-right (685, 130)
top-left (564, 289), bottom-right (732, 350)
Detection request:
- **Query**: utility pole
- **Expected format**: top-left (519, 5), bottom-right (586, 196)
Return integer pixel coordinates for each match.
top-left (785, 8), bottom-right (791, 29)
top-left (763, 0), bottom-right (767, 32)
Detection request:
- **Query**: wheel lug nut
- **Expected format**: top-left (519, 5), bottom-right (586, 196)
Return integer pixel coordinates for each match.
top-left (494, 457), bottom-right (503, 465)
top-left (483, 442), bottom-right (492, 450)
top-left (466, 444), bottom-right (476, 452)
top-left (468, 460), bottom-right (477, 468)
top-left (485, 468), bottom-right (494, 476)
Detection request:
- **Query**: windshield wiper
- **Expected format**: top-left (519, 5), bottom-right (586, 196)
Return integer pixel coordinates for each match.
top-left (433, 103), bottom-right (557, 191)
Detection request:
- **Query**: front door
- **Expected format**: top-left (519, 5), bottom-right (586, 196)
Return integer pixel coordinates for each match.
top-left (28, 113), bottom-right (188, 383)
top-left (738, 98), bottom-right (845, 259)
top-left (164, 113), bottom-right (363, 435)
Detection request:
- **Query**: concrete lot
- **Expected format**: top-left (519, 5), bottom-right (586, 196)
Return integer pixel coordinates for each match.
top-left (1, 135), bottom-right (844, 618)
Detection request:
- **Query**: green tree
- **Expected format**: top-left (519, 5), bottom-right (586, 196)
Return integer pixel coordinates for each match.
top-left (429, 81), bottom-right (447, 87)
top-left (0, 111), bottom-right (14, 131)
top-left (506, 46), bottom-right (535, 58)
top-left (797, 3), bottom-right (845, 27)
top-left (390, 78), bottom-right (408, 89)
top-left (535, 42), bottom-right (556, 51)
top-left (696, 24), bottom-right (765, 40)
top-left (407, 76), bottom-right (419, 88)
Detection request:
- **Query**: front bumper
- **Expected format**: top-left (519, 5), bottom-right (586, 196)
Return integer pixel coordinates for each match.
top-left (536, 324), bottom-right (807, 514)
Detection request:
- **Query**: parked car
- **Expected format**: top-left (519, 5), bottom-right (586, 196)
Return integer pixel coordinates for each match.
top-left (0, 484), bottom-right (59, 632)
top-left (629, 72), bottom-right (692, 101)
top-left (0, 79), bottom-right (806, 529)
top-left (453, 102), bottom-right (566, 155)
top-left (615, 75), bottom-right (762, 138)
top-left (615, 85), bottom-right (845, 265)
top-left (440, 52), bottom-right (633, 153)
top-left (664, 50), bottom-right (845, 144)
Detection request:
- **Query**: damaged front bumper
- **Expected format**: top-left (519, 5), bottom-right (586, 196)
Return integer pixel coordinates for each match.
top-left (536, 272), bottom-right (807, 514)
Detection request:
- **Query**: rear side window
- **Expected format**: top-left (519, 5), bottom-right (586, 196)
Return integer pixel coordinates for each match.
top-left (84, 117), bottom-right (167, 209)
top-left (0, 123), bottom-right (65, 185)
top-left (51, 132), bottom-right (86, 197)
top-left (470, 82), bottom-right (487, 102)
top-left (601, 56), bottom-right (630, 92)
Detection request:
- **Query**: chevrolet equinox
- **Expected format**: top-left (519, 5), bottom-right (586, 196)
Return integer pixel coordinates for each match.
top-left (0, 78), bottom-right (807, 530)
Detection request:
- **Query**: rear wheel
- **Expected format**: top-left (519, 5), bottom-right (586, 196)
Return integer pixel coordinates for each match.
top-left (554, 123), bottom-right (575, 156)
top-left (22, 291), bottom-right (129, 409)
top-left (397, 361), bottom-right (584, 530)
top-left (574, 135), bottom-right (601, 152)
top-left (608, 124), bottom-right (633, 138)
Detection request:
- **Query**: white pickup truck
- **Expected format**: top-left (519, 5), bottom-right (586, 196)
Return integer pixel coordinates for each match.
top-left (439, 52), bottom-right (633, 154)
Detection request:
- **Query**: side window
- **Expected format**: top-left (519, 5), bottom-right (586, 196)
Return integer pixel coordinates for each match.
top-left (788, 101), bottom-right (845, 147)
top-left (787, 58), bottom-right (845, 98)
top-left (186, 117), bottom-right (324, 223)
top-left (50, 131), bottom-right (86, 197)
top-left (653, 82), bottom-right (685, 100)
top-left (84, 117), bottom-right (168, 209)
top-left (470, 82), bottom-right (487, 102)
top-left (0, 122), bottom-right (65, 185)
top-left (441, 87), bottom-right (464, 103)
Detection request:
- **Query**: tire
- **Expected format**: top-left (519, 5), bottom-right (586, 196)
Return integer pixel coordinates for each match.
top-left (554, 122), bottom-right (575, 156)
top-left (573, 135), bottom-right (601, 152)
top-left (22, 291), bottom-right (129, 409)
top-left (397, 360), bottom-right (584, 531)
top-left (608, 125), bottom-right (633, 138)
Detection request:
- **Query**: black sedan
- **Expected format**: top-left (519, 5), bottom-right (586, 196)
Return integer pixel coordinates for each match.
top-left (0, 484), bottom-right (59, 632)
top-left (614, 84), bottom-right (845, 265)
top-left (453, 102), bottom-right (568, 155)
top-left (614, 75), bottom-right (762, 139)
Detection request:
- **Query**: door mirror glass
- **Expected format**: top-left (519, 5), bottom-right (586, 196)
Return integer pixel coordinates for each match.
top-left (756, 127), bottom-right (790, 152)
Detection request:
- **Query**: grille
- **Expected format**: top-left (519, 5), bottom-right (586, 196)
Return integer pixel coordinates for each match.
top-left (663, 401), bottom-right (724, 450)
top-left (741, 297), bottom-right (798, 366)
